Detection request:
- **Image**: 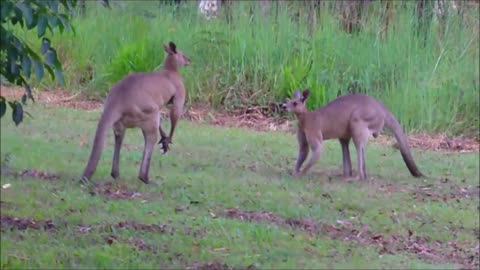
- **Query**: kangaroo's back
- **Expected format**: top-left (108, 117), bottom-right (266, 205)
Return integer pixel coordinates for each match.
top-left (108, 72), bottom-right (179, 111)
top-left (311, 94), bottom-right (386, 140)
top-left (316, 94), bottom-right (384, 114)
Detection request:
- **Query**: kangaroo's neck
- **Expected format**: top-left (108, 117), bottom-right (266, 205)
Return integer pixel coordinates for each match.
top-left (295, 110), bottom-right (310, 129)
top-left (162, 55), bottom-right (179, 73)
top-left (296, 109), bottom-right (328, 132)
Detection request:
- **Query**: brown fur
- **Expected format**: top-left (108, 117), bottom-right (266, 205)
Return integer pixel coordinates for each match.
top-left (81, 42), bottom-right (190, 184)
top-left (283, 89), bottom-right (424, 180)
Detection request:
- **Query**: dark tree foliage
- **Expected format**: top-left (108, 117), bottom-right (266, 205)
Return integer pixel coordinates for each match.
top-left (0, 0), bottom-right (79, 125)
top-left (1, 0), bottom-right (109, 126)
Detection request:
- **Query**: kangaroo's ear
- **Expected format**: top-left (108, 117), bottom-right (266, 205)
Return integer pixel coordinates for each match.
top-left (301, 89), bottom-right (310, 102)
top-left (169, 41), bottom-right (177, 54)
top-left (163, 43), bottom-right (171, 54)
top-left (293, 89), bottom-right (302, 99)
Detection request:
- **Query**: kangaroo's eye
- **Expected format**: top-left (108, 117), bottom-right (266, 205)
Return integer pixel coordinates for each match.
top-left (292, 102), bottom-right (297, 106)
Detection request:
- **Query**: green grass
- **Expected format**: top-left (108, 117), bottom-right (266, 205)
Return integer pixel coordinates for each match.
top-left (1, 103), bottom-right (479, 269)
top-left (11, 0), bottom-right (479, 136)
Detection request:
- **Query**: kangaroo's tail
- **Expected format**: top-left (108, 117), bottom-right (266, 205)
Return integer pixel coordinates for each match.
top-left (383, 109), bottom-right (424, 177)
top-left (81, 108), bottom-right (117, 183)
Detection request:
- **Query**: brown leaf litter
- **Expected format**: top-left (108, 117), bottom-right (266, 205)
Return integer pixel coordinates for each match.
top-left (1, 215), bottom-right (56, 231)
top-left (87, 181), bottom-right (156, 200)
top-left (77, 220), bottom-right (175, 235)
top-left (2, 169), bottom-right (60, 181)
top-left (410, 182), bottom-right (480, 202)
top-left (104, 235), bottom-right (157, 253)
top-left (187, 261), bottom-right (256, 270)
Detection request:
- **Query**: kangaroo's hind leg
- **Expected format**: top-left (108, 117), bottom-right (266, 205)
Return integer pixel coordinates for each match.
top-left (339, 138), bottom-right (353, 177)
top-left (111, 121), bottom-right (126, 180)
top-left (351, 122), bottom-right (371, 180)
top-left (138, 115), bottom-right (160, 184)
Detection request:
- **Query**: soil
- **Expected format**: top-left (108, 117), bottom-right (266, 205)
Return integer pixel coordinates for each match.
top-left (76, 220), bottom-right (175, 235)
top-left (1, 86), bottom-right (478, 153)
top-left (87, 181), bottom-right (161, 200)
top-left (0, 215), bottom-right (56, 232)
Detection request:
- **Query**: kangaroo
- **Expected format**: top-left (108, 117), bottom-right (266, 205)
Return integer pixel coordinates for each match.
top-left (80, 41), bottom-right (190, 185)
top-left (282, 89), bottom-right (424, 180)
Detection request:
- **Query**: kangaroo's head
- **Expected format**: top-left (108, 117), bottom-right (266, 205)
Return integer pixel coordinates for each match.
top-left (163, 41), bottom-right (191, 69)
top-left (282, 89), bottom-right (310, 113)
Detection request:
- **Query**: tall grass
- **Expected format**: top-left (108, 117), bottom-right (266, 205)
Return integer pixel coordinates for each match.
top-left (18, 1), bottom-right (479, 136)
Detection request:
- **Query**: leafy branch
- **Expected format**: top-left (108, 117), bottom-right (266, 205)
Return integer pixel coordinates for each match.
top-left (0, 0), bottom-right (77, 125)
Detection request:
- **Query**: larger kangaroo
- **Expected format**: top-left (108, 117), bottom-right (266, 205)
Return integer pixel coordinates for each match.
top-left (81, 42), bottom-right (190, 184)
top-left (283, 89), bottom-right (423, 180)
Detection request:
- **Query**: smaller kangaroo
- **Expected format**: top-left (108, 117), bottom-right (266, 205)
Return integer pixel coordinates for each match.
top-left (80, 41), bottom-right (190, 184)
top-left (282, 89), bottom-right (424, 180)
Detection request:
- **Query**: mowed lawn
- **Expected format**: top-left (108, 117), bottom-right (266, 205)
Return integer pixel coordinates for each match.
top-left (1, 103), bottom-right (479, 269)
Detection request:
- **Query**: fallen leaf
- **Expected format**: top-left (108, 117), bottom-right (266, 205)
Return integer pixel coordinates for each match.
top-left (175, 205), bottom-right (189, 213)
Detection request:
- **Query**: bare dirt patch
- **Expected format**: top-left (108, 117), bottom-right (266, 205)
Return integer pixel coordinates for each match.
top-left (188, 261), bottom-right (256, 270)
top-left (347, 175), bottom-right (479, 202)
top-left (410, 182), bottom-right (480, 203)
top-left (223, 208), bottom-right (479, 269)
top-left (1, 168), bottom-right (60, 181)
top-left (3, 86), bottom-right (477, 153)
top-left (18, 169), bottom-right (60, 181)
top-left (87, 181), bottom-right (162, 200)
top-left (105, 234), bottom-right (158, 253)
top-left (1, 214), bottom-right (175, 237)
top-left (0, 215), bottom-right (56, 231)
top-left (77, 220), bottom-right (175, 235)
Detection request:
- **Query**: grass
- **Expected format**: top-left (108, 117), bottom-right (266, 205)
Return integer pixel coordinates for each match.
top-left (11, 0), bottom-right (479, 136)
top-left (1, 102), bottom-right (479, 269)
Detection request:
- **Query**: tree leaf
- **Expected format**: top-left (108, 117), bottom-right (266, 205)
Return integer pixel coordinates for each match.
top-left (26, 13), bottom-right (38, 30)
top-left (41, 38), bottom-right (51, 54)
top-left (10, 61), bottom-right (19, 76)
top-left (12, 6), bottom-right (24, 27)
top-left (48, 0), bottom-right (59, 14)
top-left (58, 14), bottom-right (70, 33)
top-left (25, 84), bottom-right (35, 103)
top-left (37, 15), bottom-right (48, 37)
top-left (0, 26), bottom-right (10, 47)
top-left (54, 68), bottom-right (65, 86)
top-left (45, 48), bottom-right (56, 67)
top-left (16, 2), bottom-right (33, 28)
top-left (22, 55), bottom-right (31, 79)
top-left (46, 48), bottom-right (62, 69)
top-left (33, 59), bottom-right (44, 81)
top-left (0, 97), bottom-right (6, 119)
top-left (1, 1), bottom-right (13, 22)
top-left (11, 101), bottom-right (23, 126)
top-left (48, 15), bottom-right (59, 28)
top-left (100, 0), bottom-right (111, 9)
top-left (44, 64), bottom-right (55, 80)
top-left (21, 93), bottom-right (27, 105)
